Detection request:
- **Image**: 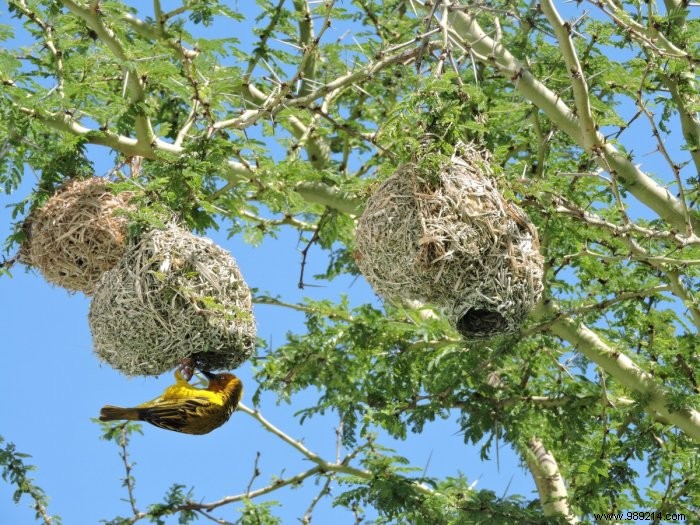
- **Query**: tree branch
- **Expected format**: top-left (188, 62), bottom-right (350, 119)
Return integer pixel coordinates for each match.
top-left (660, 72), bottom-right (700, 174)
top-left (592, 0), bottom-right (696, 64)
top-left (237, 403), bottom-right (438, 497)
top-left (212, 45), bottom-right (432, 132)
top-left (540, 0), bottom-right (597, 151)
top-left (118, 425), bottom-right (140, 516)
top-left (445, 7), bottom-right (699, 233)
top-left (11, 0), bottom-right (65, 97)
top-left (293, 0), bottom-right (319, 98)
top-left (635, 67), bottom-right (695, 237)
top-left (545, 193), bottom-right (700, 246)
top-left (538, 302), bottom-right (700, 441)
top-left (0, 439), bottom-right (59, 525)
top-left (60, 0), bottom-right (154, 146)
top-left (13, 103), bottom-right (251, 180)
top-left (121, 12), bottom-right (199, 59)
top-left (294, 181), bottom-right (363, 215)
top-left (524, 438), bottom-right (578, 524)
top-left (187, 465), bottom-right (326, 511)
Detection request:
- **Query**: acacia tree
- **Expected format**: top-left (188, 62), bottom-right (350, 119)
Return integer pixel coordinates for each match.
top-left (1, 0), bottom-right (699, 523)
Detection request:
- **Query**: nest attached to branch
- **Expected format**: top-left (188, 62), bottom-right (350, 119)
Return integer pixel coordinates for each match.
top-left (20, 177), bottom-right (134, 294)
top-left (89, 224), bottom-right (256, 376)
top-left (355, 145), bottom-right (543, 339)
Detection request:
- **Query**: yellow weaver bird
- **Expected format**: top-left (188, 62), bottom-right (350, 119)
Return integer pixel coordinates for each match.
top-left (99, 368), bottom-right (243, 435)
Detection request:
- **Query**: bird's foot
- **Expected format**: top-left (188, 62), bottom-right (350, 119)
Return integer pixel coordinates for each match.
top-left (177, 358), bottom-right (195, 382)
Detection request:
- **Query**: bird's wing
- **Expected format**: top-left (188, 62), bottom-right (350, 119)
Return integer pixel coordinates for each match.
top-left (140, 396), bottom-right (215, 433)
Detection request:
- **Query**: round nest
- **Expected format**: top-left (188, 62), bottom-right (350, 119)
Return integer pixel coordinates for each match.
top-left (355, 145), bottom-right (544, 339)
top-left (88, 224), bottom-right (256, 376)
top-left (20, 177), bottom-right (134, 294)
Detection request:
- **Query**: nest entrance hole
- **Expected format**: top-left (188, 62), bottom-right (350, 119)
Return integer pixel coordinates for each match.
top-left (354, 144), bottom-right (544, 339)
top-left (456, 308), bottom-right (508, 339)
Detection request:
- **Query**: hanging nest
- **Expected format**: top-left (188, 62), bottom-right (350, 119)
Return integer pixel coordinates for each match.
top-left (89, 224), bottom-right (256, 376)
top-left (354, 144), bottom-right (544, 339)
top-left (20, 177), bottom-right (134, 294)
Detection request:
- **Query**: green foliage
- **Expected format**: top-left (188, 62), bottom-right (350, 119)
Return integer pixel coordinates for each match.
top-left (2, 0), bottom-right (700, 522)
top-left (237, 499), bottom-right (282, 525)
top-left (334, 443), bottom-right (446, 524)
top-left (98, 420), bottom-right (144, 444)
top-left (147, 485), bottom-right (197, 525)
top-left (0, 436), bottom-right (61, 524)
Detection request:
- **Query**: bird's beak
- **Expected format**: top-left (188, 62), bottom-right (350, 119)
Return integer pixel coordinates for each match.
top-left (201, 370), bottom-right (217, 380)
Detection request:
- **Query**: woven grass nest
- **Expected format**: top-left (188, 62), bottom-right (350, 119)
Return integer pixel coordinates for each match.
top-left (89, 224), bottom-right (256, 376)
top-left (20, 177), bottom-right (134, 294)
top-left (355, 145), bottom-right (544, 339)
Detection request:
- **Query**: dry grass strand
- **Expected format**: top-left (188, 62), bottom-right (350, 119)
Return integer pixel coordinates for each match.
top-left (89, 224), bottom-right (256, 376)
top-left (355, 144), bottom-right (544, 338)
top-left (20, 177), bottom-right (134, 294)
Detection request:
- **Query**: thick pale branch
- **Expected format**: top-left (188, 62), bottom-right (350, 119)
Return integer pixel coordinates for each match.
top-left (446, 8), bottom-right (699, 233)
top-left (549, 194), bottom-right (700, 246)
top-left (60, 0), bottom-right (154, 146)
top-left (293, 0), bottom-right (318, 98)
top-left (662, 269), bottom-right (700, 331)
top-left (7, 2), bottom-right (256, 192)
top-left (294, 181), bottom-right (362, 215)
top-left (173, 101), bottom-right (199, 148)
top-left (287, 111), bottom-right (331, 168)
top-left (18, 106), bottom-right (151, 155)
top-left (540, 0), bottom-right (597, 150)
top-left (16, 104), bottom-right (252, 183)
top-left (594, 0), bottom-right (695, 63)
top-left (538, 302), bottom-right (700, 441)
top-left (525, 438), bottom-right (578, 523)
top-left (15, 102), bottom-right (348, 211)
top-left (661, 73), bottom-right (700, 172)
top-left (60, 0), bottom-right (138, 78)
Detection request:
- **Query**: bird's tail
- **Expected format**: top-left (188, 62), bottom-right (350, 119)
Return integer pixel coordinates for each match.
top-left (99, 405), bottom-right (142, 422)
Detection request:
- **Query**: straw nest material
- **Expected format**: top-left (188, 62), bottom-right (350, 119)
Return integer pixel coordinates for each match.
top-left (20, 177), bottom-right (134, 294)
top-left (355, 145), bottom-right (543, 339)
top-left (89, 224), bottom-right (256, 376)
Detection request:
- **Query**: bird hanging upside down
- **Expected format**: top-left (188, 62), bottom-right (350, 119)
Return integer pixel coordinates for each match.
top-left (99, 365), bottom-right (243, 435)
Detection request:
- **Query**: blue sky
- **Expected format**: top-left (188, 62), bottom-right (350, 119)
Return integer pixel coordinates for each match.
top-left (1, 1), bottom-right (691, 524)
top-left (0, 4), bottom-right (531, 522)
top-left (0, 166), bottom-right (534, 523)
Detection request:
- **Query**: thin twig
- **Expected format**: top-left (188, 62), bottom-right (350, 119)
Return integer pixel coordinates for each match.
top-left (118, 425), bottom-right (140, 516)
top-left (0, 253), bottom-right (21, 271)
top-left (298, 211), bottom-right (330, 289)
top-left (245, 452), bottom-right (262, 497)
top-left (301, 475), bottom-right (333, 524)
